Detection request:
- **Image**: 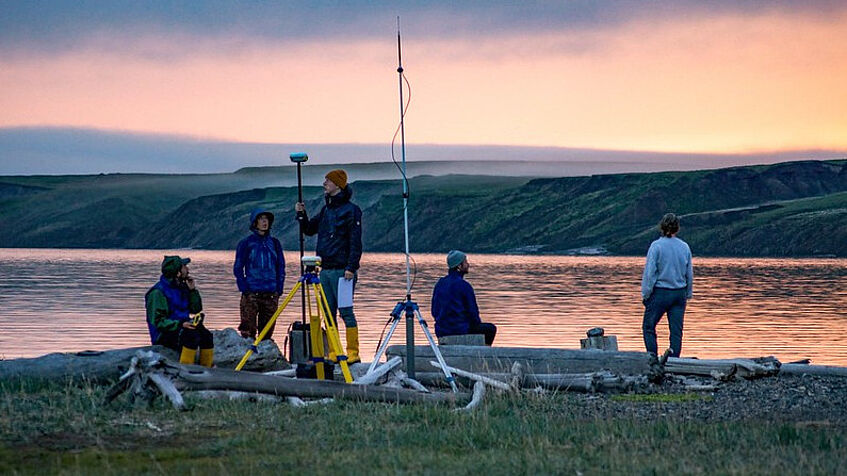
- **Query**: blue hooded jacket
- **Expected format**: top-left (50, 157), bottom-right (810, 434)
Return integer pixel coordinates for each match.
top-left (297, 186), bottom-right (363, 271)
top-left (431, 270), bottom-right (482, 337)
top-left (233, 209), bottom-right (286, 294)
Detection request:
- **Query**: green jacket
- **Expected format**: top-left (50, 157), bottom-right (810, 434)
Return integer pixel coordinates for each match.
top-left (145, 276), bottom-right (203, 343)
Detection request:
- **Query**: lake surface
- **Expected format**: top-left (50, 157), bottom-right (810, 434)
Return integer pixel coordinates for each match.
top-left (1, 249), bottom-right (846, 366)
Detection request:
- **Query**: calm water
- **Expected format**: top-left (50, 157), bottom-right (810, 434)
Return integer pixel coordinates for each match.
top-left (1, 249), bottom-right (846, 366)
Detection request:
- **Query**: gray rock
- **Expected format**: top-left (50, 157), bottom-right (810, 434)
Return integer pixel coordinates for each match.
top-left (212, 328), bottom-right (289, 371)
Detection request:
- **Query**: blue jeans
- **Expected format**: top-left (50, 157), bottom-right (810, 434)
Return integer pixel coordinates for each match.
top-left (319, 268), bottom-right (357, 328)
top-left (642, 287), bottom-right (687, 357)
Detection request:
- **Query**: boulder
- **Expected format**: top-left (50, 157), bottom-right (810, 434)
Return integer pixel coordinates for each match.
top-left (213, 328), bottom-right (289, 371)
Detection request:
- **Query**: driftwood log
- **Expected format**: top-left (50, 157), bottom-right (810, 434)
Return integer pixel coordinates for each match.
top-left (455, 381), bottom-right (486, 413)
top-left (355, 357), bottom-right (403, 386)
top-left (0, 328), bottom-right (288, 382)
top-left (779, 363), bottom-right (847, 378)
top-left (0, 346), bottom-right (177, 383)
top-left (412, 370), bottom-right (649, 393)
top-left (387, 345), bottom-right (661, 380)
top-left (664, 356), bottom-right (780, 379)
top-left (105, 351), bottom-right (466, 408)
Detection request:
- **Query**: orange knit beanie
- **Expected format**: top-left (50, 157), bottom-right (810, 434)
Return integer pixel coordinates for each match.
top-left (325, 169), bottom-right (348, 189)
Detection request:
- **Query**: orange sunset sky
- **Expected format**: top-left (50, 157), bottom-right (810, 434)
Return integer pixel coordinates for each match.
top-left (1, 1), bottom-right (847, 173)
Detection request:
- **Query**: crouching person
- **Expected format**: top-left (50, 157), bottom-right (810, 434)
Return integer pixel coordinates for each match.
top-left (145, 255), bottom-right (214, 367)
top-left (431, 250), bottom-right (497, 346)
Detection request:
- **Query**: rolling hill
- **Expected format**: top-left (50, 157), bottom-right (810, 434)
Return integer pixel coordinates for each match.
top-left (1, 160), bottom-right (846, 257)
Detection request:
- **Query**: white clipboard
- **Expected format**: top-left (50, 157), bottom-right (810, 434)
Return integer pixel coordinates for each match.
top-left (338, 277), bottom-right (354, 308)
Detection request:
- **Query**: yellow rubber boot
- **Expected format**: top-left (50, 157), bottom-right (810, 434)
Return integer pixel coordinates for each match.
top-left (179, 347), bottom-right (197, 365)
top-left (346, 327), bottom-right (360, 364)
top-left (199, 348), bottom-right (214, 368)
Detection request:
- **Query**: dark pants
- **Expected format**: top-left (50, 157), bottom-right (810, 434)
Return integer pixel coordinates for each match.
top-left (159, 326), bottom-right (214, 351)
top-left (239, 292), bottom-right (281, 340)
top-left (642, 287), bottom-right (687, 357)
top-left (470, 322), bottom-right (497, 346)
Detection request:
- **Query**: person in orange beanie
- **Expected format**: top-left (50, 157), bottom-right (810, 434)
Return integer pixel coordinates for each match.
top-left (295, 169), bottom-right (363, 363)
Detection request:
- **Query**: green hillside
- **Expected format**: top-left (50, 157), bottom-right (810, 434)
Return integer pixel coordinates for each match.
top-left (1, 160), bottom-right (846, 256)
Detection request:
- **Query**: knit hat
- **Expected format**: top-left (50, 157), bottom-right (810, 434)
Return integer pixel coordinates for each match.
top-left (325, 169), bottom-right (348, 189)
top-left (161, 255), bottom-right (190, 278)
top-left (446, 250), bottom-right (467, 269)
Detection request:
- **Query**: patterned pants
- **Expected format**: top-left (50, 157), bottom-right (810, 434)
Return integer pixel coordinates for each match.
top-left (239, 292), bottom-right (281, 340)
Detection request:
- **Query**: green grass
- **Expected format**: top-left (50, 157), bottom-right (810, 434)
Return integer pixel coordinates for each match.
top-left (1, 380), bottom-right (844, 475)
top-left (611, 393), bottom-right (713, 403)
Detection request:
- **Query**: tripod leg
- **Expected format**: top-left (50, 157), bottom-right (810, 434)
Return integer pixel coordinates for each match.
top-left (314, 283), bottom-right (353, 383)
top-left (307, 285), bottom-right (326, 380)
top-left (235, 282), bottom-right (300, 371)
top-left (366, 315), bottom-right (402, 375)
top-left (414, 307), bottom-right (459, 393)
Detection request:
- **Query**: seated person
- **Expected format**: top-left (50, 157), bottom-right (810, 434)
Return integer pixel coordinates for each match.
top-left (145, 255), bottom-right (214, 367)
top-left (431, 250), bottom-right (497, 345)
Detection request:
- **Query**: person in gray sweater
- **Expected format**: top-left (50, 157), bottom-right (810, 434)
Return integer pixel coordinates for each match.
top-left (641, 213), bottom-right (693, 357)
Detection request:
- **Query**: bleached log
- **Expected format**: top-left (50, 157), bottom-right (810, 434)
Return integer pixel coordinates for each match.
top-left (389, 345), bottom-right (661, 380)
top-left (400, 377), bottom-right (430, 393)
top-left (355, 357), bottom-right (402, 386)
top-left (780, 364), bottom-right (847, 378)
top-left (411, 371), bottom-right (591, 391)
top-left (664, 357), bottom-right (780, 379)
top-left (109, 351), bottom-right (466, 405)
top-left (148, 373), bottom-right (186, 410)
top-left (411, 370), bottom-right (644, 393)
top-left (594, 373), bottom-right (649, 393)
top-left (104, 356), bottom-right (143, 404)
top-left (429, 360), bottom-right (512, 391)
top-left (382, 370), bottom-right (405, 389)
top-left (455, 381), bottom-right (486, 413)
top-left (510, 362), bottom-right (524, 392)
top-left (174, 365), bottom-right (460, 404)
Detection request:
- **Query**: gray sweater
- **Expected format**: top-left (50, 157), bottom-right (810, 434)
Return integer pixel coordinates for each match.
top-left (641, 236), bottom-right (693, 300)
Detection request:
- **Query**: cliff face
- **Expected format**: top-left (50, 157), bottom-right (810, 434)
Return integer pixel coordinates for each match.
top-left (2, 160), bottom-right (846, 256)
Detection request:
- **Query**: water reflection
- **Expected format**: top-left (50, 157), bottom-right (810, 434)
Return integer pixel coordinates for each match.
top-left (0, 249), bottom-right (845, 365)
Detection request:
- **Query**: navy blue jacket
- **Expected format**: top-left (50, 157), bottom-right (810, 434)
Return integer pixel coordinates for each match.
top-left (431, 270), bottom-right (481, 337)
top-left (233, 209), bottom-right (286, 294)
top-left (297, 186), bottom-right (362, 271)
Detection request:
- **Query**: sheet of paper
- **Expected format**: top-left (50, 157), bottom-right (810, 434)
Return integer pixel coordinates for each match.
top-left (337, 277), bottom-right (354, 308)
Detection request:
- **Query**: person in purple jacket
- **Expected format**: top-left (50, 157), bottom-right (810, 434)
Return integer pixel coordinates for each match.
top-left (233, 209), bottom-right (286, 340)
top-left (641, 213), bottom-right (693, 358)
top-left (431, 250), bottom-right (497, 346)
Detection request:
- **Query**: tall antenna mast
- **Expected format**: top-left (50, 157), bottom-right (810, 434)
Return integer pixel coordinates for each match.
top-left (396, 17), bottom-right (416, 374)
top-left (365, 18), bottom-right (458, 391)
top-left (397, 17), bottom-right (411, 300)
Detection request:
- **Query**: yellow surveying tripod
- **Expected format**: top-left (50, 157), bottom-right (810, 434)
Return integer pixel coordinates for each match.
top-left (235, 256), bottom-right (353, 383)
